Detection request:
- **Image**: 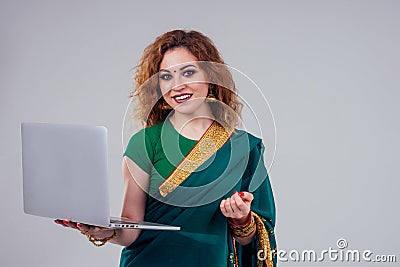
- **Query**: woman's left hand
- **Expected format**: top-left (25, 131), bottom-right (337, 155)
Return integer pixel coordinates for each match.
top-left (220, 191), bottom-right (253, 225)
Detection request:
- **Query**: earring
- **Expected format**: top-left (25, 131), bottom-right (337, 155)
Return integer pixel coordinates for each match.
top-left (161, 101), bottom-right (172, 110)
top-left (206, 87), bottom-right (218, 103)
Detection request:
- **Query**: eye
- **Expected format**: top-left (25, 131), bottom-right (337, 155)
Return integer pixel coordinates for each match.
top-left (159, 73), bottom-right (173, 80)
top-left (183, 69), bottom-right (196, 77)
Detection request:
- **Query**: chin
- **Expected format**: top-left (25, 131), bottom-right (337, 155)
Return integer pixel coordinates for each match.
top-left (174, 106), bottom-right (202, 115)
top-left (173, 100), bottom-right (209, 116)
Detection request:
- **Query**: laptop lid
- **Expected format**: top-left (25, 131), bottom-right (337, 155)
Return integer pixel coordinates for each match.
top-left (21, 122), bottom-right (113, 227)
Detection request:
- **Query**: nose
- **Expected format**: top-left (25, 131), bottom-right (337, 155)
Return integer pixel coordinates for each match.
top-left (171, 76), bottom-right (187, 91)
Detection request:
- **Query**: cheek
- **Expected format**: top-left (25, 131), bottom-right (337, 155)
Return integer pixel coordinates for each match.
top-left (159, 84), bottom-right (171, 96)
top-left (158, 78), bottom-right (174, 95)
top-left (194, 83), bottom-right (209, 96)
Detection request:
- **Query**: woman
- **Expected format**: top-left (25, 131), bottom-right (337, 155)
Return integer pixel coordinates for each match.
top-left (56, 29), bottom-right (277, 267)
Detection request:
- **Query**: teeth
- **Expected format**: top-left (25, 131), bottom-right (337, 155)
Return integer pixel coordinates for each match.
top-left (175, 94), bottom-right (191, 100)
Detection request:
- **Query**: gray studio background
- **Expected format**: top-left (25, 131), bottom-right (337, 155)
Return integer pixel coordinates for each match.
top-left (1, 0), bottom-right (399, 266)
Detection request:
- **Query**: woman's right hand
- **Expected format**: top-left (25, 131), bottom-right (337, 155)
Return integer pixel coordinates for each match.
top-left (54, 219), bottom-right (115, 240)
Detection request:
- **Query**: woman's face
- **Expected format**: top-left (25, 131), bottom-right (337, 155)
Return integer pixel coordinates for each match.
top-left (158, 47), bottom-right (209, 114)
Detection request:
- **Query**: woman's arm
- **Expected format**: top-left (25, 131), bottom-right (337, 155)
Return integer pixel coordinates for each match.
top-left (108, 156), bottom-right (149, 246)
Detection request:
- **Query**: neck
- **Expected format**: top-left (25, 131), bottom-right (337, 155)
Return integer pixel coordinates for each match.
top-left (170, 104), bottom-right (214, 134)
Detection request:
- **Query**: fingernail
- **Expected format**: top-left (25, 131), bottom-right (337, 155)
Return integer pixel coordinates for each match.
top-left (77, 223), bottom-right (82, 227)
top-left (238, 192), bottom-right (244, 197)
top-left (63, 219), bottom-right (69, 225)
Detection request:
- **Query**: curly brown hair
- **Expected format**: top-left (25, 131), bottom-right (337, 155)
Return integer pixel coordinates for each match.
top-left (130, 29), bottom-right (243, 129)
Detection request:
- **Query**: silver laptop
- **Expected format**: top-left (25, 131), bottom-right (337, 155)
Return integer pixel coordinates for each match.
top-left (21, 122), bottom-right (180, 231)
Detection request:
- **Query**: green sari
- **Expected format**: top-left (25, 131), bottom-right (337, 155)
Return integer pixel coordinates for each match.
top-left (120, 119), bottom-right (277, 267)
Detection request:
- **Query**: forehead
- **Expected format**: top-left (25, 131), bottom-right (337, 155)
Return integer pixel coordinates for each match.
top-left (159, 47), bottom-right (198, 70)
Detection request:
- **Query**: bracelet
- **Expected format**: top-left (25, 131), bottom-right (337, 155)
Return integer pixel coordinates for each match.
top-left (81, 229), bottom-right (117, 247)
top-left (228, 212), bottom-right (252, 229)
top-left (229, 213), bottom-right (256, 238)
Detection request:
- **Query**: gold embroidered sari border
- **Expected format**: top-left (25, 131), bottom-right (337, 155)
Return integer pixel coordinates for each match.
top-left (158, 120), bottom-right (233, 197)
top-left (252, 211), bottom-right (275, 267)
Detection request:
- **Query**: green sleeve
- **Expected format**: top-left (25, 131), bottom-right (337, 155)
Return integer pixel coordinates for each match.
top-left (123, 128), bottom-right (154, 174)
top-left (238, 138), bottom-right (278, 267)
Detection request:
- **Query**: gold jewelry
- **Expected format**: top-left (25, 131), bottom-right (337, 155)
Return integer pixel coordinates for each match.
top-left (81, 229), bottom-right (117, 247)
top-left (205, 86), bottom-right (218, 102)
top-left (229, 213), bottom-right (256, 238)
top-left (161, 101), bottom-right (172, 110)
top-left (228, 211), bottom-right (251, 227)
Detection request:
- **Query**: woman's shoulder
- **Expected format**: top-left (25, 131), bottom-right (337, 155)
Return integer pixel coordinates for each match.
top-left (128, 121), bottom-right (164, 144)
top-left (231, 128), bottom-right (266, 154)
top-left (233, 128), bottom-right (263, 143)
top-left (143, 121), bottom-right (164, 136)
top-left (136, 121), bottom-right (164, 136)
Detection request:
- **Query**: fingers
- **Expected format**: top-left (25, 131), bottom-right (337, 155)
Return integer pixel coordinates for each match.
top-left (219, 191), bottom-right (253, 219)
top-left (54, 219), bottom-right (88, 231)
top-left (54, 219), bottom-right (68, 227)
top-left (76, 223), bottom-right (91, 232)
top-left (220, 197), bottom-right (241, 218)
top-left (54, 219), bottom-right (114, 241)
top-left (238, 191), bottom-right (254, 203)
top-left (225, 198), bottom-right (235, 213)
top-left (54, 219), bottom-right (77, 229)
top-left (232, 193), bottom-right (247, 213)
top-left (220, 198), bottom-right (237, 216)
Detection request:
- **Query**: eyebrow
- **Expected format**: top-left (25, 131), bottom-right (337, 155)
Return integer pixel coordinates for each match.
top-left (159, 64), bottom-right (197, 73)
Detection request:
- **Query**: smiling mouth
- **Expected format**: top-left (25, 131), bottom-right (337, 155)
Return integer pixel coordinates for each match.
top-left (172, 94), bottom-right (193, 103)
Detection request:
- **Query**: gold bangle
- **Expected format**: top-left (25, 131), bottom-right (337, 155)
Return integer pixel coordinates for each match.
top-left (81, 229), bottom-right (117, 247)
top-left (228, 212), bottom-right (252, 229)
top-left (229, 214), bottom-right (256, 238)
